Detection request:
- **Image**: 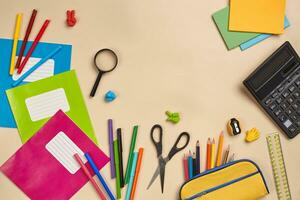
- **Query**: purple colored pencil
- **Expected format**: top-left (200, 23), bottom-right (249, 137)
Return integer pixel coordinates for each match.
top-left (108, 119), bottom-right (116, 178)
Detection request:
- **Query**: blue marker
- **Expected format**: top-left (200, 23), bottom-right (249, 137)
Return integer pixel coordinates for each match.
top-left (125, 152), bottom-right (138, 200)
top-left (84, 153), bottom-right (115, 200)
top-left (12, 46), bottom-right (62, 87)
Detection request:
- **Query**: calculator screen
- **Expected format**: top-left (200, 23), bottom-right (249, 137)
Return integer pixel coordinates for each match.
top-left (249, 49), bottom-right (292, 90)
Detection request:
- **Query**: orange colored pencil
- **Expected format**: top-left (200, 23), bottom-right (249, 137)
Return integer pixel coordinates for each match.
top-left (206, 138), bottom-right (211, 170)
top-left (130, 148), bottom-right (144, 200)
top-left (216, 131), bottom-right (224, 166)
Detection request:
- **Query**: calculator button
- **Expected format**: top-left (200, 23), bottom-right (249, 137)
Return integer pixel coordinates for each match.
top-left (289, 85), bottom-right (296, 92)
top-left (289, 125), bottom-right (297, 133)
top-left (290, 113), bottom-right (298, 121)
top-left (282, 91), bottom-right (290, 98)
top-left (272, 92), bottom-right (279, 98)
top-left (287, 96), bottom-right (294, 104)
top-left (265, 98), bottom-right (272, 105)
top-left (280, 102), bottom-right (289, 110)
top-left (286, 108), bottom-right (293, 115)
top-left (274, 108), bottom-right (282, 116)
top-left (293, 91), bottom-right (300, 98)
top-left (278, 86), bottom-right (285, 92)
top-left (296, 78), bottom-right (300, 86)
top-left (276, 97), bottom-right (283, 104)
top-left (292, 103), bottom-right (299, 110)
top-left (269, 103), bottom-right (277, 110)
top-left (279, 114), bottom-right (287, 122)
top-left (283, 119), bottom-right (292, 128)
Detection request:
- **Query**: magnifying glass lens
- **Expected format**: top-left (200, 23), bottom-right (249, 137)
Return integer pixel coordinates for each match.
top-left (95, 51), bottom-right (117, 71)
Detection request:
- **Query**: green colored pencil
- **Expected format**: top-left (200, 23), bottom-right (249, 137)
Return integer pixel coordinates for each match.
top-left (114, 140), bottom-right (121, 199)
top-left (124, 125), bottom-right (138, 184)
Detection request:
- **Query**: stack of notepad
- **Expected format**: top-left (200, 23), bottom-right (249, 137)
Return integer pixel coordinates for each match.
top-left (213, 0), bottom-right (289, 51)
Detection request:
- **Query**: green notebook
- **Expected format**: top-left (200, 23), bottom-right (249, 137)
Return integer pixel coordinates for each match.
top-left (212, 6), bottom-right (260, 50)
top-left (6, 70), bottom-right (97, 144)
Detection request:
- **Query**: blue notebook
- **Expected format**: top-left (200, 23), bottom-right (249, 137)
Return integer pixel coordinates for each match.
top-left (240, 17), bottom-right (290, 51)
top-left (0, 38), bottom-right (71, 128)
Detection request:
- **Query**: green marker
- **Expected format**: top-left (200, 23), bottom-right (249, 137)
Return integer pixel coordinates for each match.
top-left (114, 140), bottom-right (121, 199)
top-left (124, 125), bottom-right (138, 184)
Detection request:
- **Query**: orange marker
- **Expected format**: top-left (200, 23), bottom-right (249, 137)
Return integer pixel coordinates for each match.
top-left (216, 131), bottom-right (224, 166)
top-left (206, 138), bottom-right (211, 170)
top-left (130, 148), bottom-right (144, 200)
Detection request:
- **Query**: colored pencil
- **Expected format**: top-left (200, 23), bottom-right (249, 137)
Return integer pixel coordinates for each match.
top-left (216, 131), bottom-right (224, 167)
top-left (222, 145), bottom-right (230, 165)
top-left (125, 152), bottom-right (138, 200)
top-left (206, 138), bottom-right (211, 170)
top-left (188, 151), bottom-right (193, 179)
top-left (73, 154), bottom-right (107, 200)
top-left (195, 141), bottom-right (200, 174)
top-left (228, 153), bottom-right (235, 163)
top-left (125, 125), bottom-right (138, 184)
top-left (84, 153), bottom-right (115, 200)
top-left (192, 152), bottom-right (196, 176)
top-left (12, 46), bottom-right (62, 86)
top-left (117, 128), bottom-right (124, 188)
top-left (113, 140), bottom-right (121, 199)
top-left (15, 9), bottom-right (37, 69)
top-left (17, 19), bottom-right (50, 74)
top-left (183, 154), bottom-right (189, 181)
top-left (9, 13), bottom-right (23, 75)
top-left (130, 148), bottom-right (144, 200)
top-left (108, 119), bottom-right (116, 178)
top-left (211, 138), bottom-right (216, 168)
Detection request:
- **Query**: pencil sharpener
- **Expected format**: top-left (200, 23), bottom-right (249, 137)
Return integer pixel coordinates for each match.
top-left (227, 118), bottom-right (241, 136)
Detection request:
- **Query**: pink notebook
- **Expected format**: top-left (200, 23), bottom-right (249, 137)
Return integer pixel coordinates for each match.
top-left (0, 110), bottom-right (109, 200)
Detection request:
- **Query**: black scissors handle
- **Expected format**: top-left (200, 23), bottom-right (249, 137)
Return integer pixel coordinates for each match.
top-left (167, 132), bottom-right (190, 160)
top-left (150, 124), bottom-right (163, 157)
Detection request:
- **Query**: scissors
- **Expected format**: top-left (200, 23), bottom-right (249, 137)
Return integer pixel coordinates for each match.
top-left (90, 48), bottom-right (118, 97)
top-left (147, 124), bottom-right (190, 193)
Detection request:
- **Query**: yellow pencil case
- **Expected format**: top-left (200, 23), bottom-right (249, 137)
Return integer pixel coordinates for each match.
top-left (179, 159), bottom-right (269, 200)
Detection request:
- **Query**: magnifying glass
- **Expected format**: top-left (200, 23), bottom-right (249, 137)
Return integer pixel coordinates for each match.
top-left (90, 49), bottom-right (118, 97)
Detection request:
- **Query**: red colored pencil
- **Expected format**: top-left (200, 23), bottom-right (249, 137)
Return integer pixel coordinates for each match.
top-left (183, 154), bottom-right (189, 181)
top-left (206, 138), bottom-right (211, 170)
top-left (17, 19), bottom-right (50, 74)
top-left (15, 9), bottom-right (37, 69)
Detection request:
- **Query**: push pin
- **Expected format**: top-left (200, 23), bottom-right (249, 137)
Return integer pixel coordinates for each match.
top-left (66, 10), bottom-right (77, 27)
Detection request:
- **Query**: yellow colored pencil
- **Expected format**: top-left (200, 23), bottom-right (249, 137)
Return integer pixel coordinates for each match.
top-left (216, 131), bottom-right (224, 166)
top-left (9, 13), bottom-right (23, 75)
top-left (210, 138), bottom-right (216, 168)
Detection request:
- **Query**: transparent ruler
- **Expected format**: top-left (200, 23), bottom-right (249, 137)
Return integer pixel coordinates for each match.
top-left (266, 133), bottom-right (292, 200)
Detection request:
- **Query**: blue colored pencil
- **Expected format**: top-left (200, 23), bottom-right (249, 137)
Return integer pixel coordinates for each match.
top-left (84, 153), bottom-right (115, 200)
top-left (188, 151), bottom-right (193, 179)
top-left (12, 46), bottom-right (62, 87)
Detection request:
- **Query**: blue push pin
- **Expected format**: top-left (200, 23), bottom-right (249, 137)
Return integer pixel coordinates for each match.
top-left (105, 90), bottom-right (117, 102)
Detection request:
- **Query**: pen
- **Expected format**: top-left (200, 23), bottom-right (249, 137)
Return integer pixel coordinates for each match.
top-left (108, 119), bottom-right (115, 178)
top-left (117, 128), bottom-right (124, 188)
top-left (130, 148), bottom-right (144, 200)
top-left (196, 141), bottom-right (200, 174)
top-left (125, 152), bottom-right (138, 200)
top-left (125, 125), bottom-right (138, 184)
top-left (84, 153), bottom-right (115, 200)
top-left (192, 152), bottom-right (196, 176)
top-left (114, 140), bottom-right (121, 199)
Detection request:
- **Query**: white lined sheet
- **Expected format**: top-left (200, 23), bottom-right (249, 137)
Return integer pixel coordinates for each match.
top-left (25, 88), bottom-right (70, 122)
top-left (12, 57), bottom-right (54, 82)
top-left (46, 131), bottom-right (86, 174)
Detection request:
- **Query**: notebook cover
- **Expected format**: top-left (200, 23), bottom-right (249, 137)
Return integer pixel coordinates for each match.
top-left (6, 70), bottom-right (97, 144)
top-left (0, 110), bottom-right (109, 200)
top-left (0, 38), bottom-right (71, 128)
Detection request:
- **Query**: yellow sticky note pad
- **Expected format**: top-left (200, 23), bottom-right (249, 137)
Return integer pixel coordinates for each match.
top-left (229, 0), bottom-right (286, 34)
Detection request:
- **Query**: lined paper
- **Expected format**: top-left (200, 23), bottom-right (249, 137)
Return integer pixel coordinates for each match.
top-left (46, 131), bottom-right (86, 174)
top-left (12, 57), bottom-right (54, 82)
top-left (25, 88), bottom-right (70, 122)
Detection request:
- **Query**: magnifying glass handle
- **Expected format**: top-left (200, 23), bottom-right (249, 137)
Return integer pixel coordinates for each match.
top-left (90, 72), bottom-right (103, 97)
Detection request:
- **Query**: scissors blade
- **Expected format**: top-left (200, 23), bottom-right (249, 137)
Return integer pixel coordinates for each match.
top-left (159, 159), bottom-right (165, 193)
top-left (146, 164), bottom-right (161, 190)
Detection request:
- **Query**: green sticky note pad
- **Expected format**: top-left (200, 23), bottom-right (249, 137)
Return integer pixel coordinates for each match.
top-left (212, 6), bottom-right (260, 50)
top-left (6, 70), bottom-right (97, 144)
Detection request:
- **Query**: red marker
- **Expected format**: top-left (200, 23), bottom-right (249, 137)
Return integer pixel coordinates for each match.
top-left (18, 19), bottom-right (50, 74)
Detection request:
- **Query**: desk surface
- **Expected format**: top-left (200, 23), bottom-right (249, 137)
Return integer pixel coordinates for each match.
top-left (1, 0), bottom-right (300, 199)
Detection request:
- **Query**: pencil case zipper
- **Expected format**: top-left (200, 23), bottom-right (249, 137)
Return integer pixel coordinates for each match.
top-left (184, 171), bottom-right (259, 200)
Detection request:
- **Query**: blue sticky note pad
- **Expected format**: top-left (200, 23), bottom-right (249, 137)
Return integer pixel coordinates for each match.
top-left (0, 38), bottom-right (72, 128)
top-left (240, 17), bottom-right (290, 51)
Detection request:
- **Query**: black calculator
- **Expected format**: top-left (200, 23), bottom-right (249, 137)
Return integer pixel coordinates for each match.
top-left (244, 41), bottom-right (300, 139)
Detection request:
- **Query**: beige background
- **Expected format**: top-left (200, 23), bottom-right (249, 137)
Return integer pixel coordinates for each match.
top-left (0, 0), bottom-right (300, 199)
